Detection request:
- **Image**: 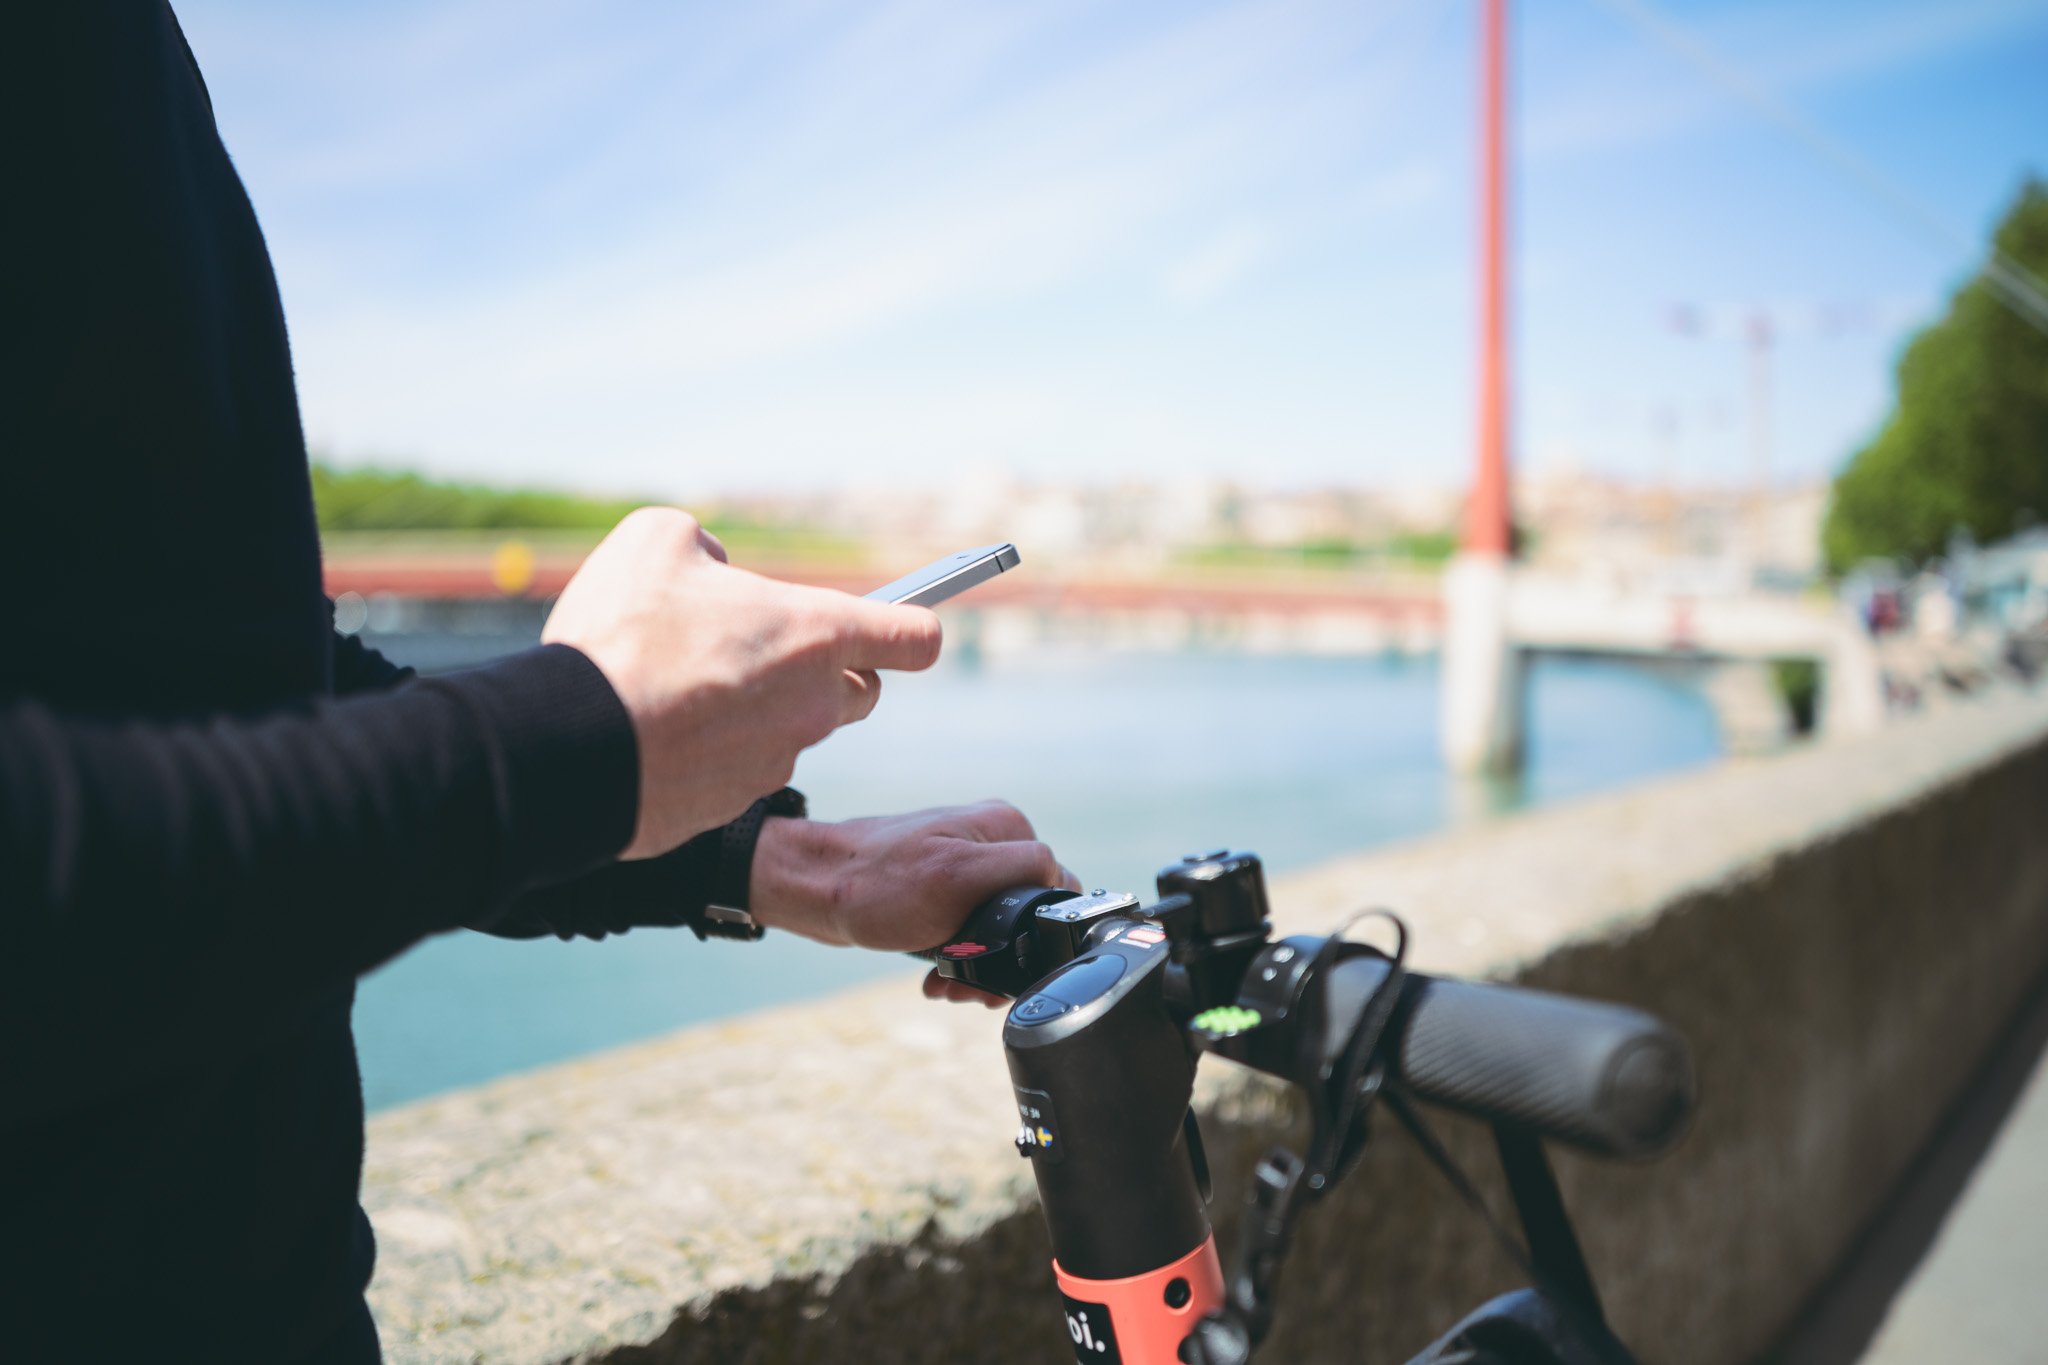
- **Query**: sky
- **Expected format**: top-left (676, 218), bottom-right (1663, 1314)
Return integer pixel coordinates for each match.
top-left (173, 0), bottom-right (2048, 500)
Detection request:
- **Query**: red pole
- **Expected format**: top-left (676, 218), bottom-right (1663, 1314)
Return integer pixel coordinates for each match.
top-left (1464, 0), bottom-right (1513, 558)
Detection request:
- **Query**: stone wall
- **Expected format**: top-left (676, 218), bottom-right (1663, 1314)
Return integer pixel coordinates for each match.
top-left (365, 688), bottom-right (2048, 1365)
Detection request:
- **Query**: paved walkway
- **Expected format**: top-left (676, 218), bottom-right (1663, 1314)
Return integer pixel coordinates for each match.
top-left (1860, 1046), bottom-right (2048, 1363)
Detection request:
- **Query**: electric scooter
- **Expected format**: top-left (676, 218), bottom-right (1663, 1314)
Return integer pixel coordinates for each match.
top-left (925, 849), bottom-right (1696, 1365)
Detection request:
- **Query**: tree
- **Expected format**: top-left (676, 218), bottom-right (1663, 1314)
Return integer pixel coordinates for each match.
top-left (309, 462), bottom-right (645, 531)
top-left (1823, 178), bottom-right (2048, 572)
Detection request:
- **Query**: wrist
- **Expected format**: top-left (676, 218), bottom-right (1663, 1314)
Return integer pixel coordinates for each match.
top-left (749, 816), bottom-right (854, 945)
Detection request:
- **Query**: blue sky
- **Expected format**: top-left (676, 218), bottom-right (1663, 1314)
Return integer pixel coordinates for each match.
top-left (174, 0), bottom-right (2048, 499)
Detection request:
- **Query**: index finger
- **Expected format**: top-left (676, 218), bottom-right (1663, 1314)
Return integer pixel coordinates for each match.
top-left (833, 596), bottom-right (943, 673)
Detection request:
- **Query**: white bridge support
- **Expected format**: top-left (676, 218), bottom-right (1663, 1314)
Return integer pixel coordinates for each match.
top-left (1444, 563), bottom-right (1888, 772)
top-left (1505, 569), bottom-right (1885, 739)
top-left (1441, 553), bottom-right (1526, 775)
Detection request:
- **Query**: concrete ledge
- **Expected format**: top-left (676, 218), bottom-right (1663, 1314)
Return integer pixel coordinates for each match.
top-left (365, 688), bottom-right (2048, 1365)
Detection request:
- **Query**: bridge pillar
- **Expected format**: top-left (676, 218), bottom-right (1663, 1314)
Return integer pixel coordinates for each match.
top-left (1442, 556), bottom-right (1524, 774)
top-left (1441, 0), bottom-right (1525, 777)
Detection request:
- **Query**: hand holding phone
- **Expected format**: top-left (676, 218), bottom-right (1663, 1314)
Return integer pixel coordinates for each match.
top-left (864, 544), bottom-right (1019, 608)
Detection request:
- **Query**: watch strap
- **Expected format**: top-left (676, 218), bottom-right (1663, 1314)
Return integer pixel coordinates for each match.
top-left (696, 786), bottom-right (807, 941)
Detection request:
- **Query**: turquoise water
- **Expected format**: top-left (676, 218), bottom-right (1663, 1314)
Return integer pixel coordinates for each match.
top-left (353, 650), bottom-right (1722, 1110)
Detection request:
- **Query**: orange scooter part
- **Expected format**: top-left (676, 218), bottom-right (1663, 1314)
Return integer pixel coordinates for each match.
top-left (1053, 1233), bottom-right (1225, 1364)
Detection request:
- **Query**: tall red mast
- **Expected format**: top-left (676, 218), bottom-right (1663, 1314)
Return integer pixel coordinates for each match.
top-left (1464, 0), bottom-right (1513, 558)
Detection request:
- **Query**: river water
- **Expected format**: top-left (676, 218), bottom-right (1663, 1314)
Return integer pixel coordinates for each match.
top-left (353, 644), bottom-right (1722, 1110)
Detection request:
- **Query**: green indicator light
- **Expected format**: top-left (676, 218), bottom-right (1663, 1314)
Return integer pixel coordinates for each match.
top-left (1192, 1006), bottom-right (1262, 1037)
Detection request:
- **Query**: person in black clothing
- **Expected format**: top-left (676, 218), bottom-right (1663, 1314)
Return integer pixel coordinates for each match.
top-left (0, 5), bottom-right (1068, 1361)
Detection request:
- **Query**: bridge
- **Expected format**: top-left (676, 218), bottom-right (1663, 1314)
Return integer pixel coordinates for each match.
top-left (1435, 0), bottom-right (1901, 770)
top-left (323, 540), bottom-right (1878, 744)
top-left (321, 547), bottom-right (1442, 628)
top-left (1505, 570), bottom-right (1886, 737)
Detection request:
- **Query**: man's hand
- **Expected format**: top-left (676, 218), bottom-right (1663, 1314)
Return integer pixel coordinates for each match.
top-left (749, 800), bottom-right (1082, 1008)
top-left (541, 508), bottom-right (941, 859)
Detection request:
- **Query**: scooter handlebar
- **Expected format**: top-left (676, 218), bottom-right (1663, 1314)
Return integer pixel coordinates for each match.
top-left (1396, 973), bottom-right (1695, 1161)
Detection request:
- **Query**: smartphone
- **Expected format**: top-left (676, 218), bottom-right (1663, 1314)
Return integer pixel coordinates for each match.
top-left (863, 543), bottom-right (1020, 608)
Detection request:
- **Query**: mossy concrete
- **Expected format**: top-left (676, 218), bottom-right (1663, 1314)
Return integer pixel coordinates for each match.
top-left (365, 688), bottom-right (2048, 1365)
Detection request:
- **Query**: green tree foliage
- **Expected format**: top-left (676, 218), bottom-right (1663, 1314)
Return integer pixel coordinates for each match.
top-left (310, 462), bottom-right (644, 531)
top-left (308, 461), bottom-right (866, 562)
top-left (1823, 179), bottom-right (2048, 572)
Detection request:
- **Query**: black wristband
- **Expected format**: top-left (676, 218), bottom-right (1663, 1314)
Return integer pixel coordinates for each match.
top-left (695, 787), bottom-right (808, 941)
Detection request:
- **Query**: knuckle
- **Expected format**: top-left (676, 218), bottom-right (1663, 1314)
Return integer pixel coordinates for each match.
top-left (618, 506), bottom-right (705, 560)
top-left (977, 799), bottom-right (1033, 839)
top-left (624, 504), bottom-right (688, 536)
top-left (927, 841), bottom-right (982, 894)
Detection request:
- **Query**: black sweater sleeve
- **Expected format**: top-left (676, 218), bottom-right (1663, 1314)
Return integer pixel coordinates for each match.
top-left (0, 643), bottom-right (638, 1124)
top-left (479, 828), bottom-right (728, 941)
top-left (316, 623), bottom-right (732, 943)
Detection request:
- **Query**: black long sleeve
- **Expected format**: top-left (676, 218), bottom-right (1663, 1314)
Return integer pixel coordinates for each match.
top-left (483, 828), bottom-right (728, 939)
top-left (324, 622), bottom-right (734, 944)
top-left (0, 643), bottom-right (638, 1125)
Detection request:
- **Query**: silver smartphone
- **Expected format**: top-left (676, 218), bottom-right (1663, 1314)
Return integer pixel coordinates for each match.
top-left (863, 543), bottom-right (1020, 608)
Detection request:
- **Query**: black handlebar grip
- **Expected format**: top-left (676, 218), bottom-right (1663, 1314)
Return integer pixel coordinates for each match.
top-left (1395, 975), bottom-right (1696, 1160)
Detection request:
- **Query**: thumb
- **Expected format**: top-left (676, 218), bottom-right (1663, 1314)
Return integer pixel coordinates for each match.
top-left (838, 598), bottom-right (944, 673)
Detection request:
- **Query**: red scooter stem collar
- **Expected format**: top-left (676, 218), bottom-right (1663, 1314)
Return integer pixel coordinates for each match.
top-left (1054, 1234), bottom-right (1225, 1364)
